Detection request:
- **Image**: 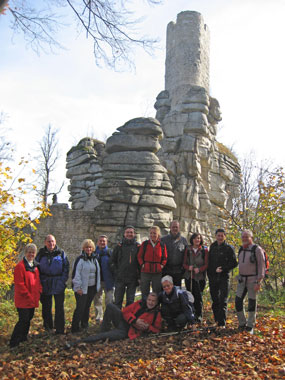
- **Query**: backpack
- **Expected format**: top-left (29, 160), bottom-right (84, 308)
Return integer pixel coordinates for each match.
top-left (141, 240), bottom-right (166, 264)
top-left (238, 245), bottom-right (269, 278)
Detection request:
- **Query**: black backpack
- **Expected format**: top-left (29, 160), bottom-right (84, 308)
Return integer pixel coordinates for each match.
top-left (141, 240), bottom-right (166, 264)
top-left (238, 245), bottom-right (269, 278)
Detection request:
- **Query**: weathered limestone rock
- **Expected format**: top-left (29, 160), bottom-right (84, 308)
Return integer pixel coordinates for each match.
top-left (94, 117), bottom-right (176, 240)
top-left (155, 11), bottom-right (241, 239)
top-left (38, 10), bottom-right (241, 249)
top-left (165, 11), bottom-right (210, 107)
top-left (66, 138), bottom-right (104, 210)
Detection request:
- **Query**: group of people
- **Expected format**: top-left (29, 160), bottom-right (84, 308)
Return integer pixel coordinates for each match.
top-left (9, 221), bottom-right (266, 348)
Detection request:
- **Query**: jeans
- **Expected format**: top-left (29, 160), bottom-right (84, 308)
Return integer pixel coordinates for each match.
top-left (114, 280), bottom-right (137, 309)
top-left (94, 282), bottom-right (114, 320)
top-left (41, 293), bottom-right (65, 333)
top-left (10, 308), bottom-right (35, 347)
top-left (72, 285), bottom-right (97, 332)
top-left (140, 273), bottom-right (162, 300)
top-left (208, 275), bottom-right (230, 326)
top-left (83, 303), bottom-right (129, 343)
top-left (185, 279), bottom-right (206, 320)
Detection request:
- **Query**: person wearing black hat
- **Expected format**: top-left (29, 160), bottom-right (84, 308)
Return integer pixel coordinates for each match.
top-left (109, 226), bottom-right (140, 309)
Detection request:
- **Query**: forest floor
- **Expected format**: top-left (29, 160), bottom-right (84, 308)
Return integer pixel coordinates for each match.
top-left (0, 289), bottom-right (284, 379)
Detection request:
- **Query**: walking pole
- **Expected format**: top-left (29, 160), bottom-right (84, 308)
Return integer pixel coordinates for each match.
top-left (189, 268), bottom-right (193, 293)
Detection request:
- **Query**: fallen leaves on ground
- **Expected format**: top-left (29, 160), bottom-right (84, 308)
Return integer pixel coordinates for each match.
top-left (0, 313), bottom-right (284, 379)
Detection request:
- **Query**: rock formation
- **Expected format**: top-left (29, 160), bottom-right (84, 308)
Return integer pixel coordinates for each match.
top-left (155, 11), bottom-right (240, 238)
top-left (93, 117), bottom-right (176, 242)
top-left (38, 10), bottom-right (241, 256)
top-left (66, 138), bottom-right (104, 210)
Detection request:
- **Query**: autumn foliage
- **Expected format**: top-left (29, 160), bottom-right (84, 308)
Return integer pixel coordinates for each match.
top-left (0, 303), bottom-right (284, 379)
top-left (0, 161), bottom-right (49, 296)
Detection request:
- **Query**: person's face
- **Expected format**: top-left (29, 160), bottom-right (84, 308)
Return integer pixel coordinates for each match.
top-left (193, 235), bottom-right (201, 247)
top-left (162, 281), bottom-right (174, 295)
top-left (84, 245), bottom-right (94, 256)
top-left (146, 295), bottom-right (157, 309)
top-left (25, 248), bottom-right (36, 262)
top-left (98, 237), bottom-right (107, 250)
top-left (45, 235), bottom-right (56, 252)
top-left (124, 228), bottom-right (135, 240)
top-left (216, 232), bottom-right (226, 245)
top-left (150, 228), bottom-right (159, 242)
top-left (170, 222), bottom-right (180, 235)
top-left (241, 232), bottom-right (253, 246)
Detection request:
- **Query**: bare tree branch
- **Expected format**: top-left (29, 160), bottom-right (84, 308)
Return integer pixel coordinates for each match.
top-left (6, 0), bottom-right (162, 69)
top-left (35, 124), bottom-right (63, 205)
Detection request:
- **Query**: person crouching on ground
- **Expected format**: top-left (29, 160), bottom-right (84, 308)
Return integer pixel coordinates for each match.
top-left (71, 239), bottom-right (101, 333)
top-left (159, 275), bottom-right (195, 331)
top-left (65, 293), bottom-right (161, 348)
top-left (10, 243), bottom-right (42, 348)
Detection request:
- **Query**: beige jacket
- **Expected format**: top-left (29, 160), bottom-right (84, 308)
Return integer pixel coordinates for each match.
top-left (238, 244), bottom-right (265, 283)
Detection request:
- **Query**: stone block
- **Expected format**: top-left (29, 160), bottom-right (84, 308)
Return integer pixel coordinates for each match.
top-left (102, 163), bottom-right (167, 173)
top-left (106, 133), bottom-right (160, 154)
top-left (117, 117), bottom-right (162, 136)
top-left (66, 153), bottom-right (96, 169)
top-left (66, 163), bottom-right (91, 178)
top-left (104, 151), bottom-right (160, 165)
top-left (178, 135), bottom-right (196, 153)
top-left (183, 112), bottom-right (209, 135)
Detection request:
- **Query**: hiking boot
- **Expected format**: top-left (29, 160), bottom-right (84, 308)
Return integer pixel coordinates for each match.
top-left (245, 326), bottom-right (254, 334)
top-left (238, 325), bottom-right (246, 332)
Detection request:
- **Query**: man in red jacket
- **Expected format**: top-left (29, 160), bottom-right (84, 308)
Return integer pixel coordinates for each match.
top-left (10, 243), bottom-right (42, 348)
top-left (65, 293), bottom-right (161, 348)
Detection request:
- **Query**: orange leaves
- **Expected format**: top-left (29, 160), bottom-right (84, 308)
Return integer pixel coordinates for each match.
top-left (0, 310), bottom-right (284, 379)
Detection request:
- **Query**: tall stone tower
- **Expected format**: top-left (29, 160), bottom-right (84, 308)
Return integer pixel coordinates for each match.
top-left (155, 11), bottom-right (240, 239)
top-left (165, 11), bottom-right (210, 107)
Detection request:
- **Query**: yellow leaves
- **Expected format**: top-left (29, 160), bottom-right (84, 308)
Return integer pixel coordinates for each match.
top-left (18, 178), bottom-right (25, 183)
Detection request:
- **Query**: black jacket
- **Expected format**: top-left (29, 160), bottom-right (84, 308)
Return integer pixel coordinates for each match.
top-left (159, 286), bottom-right (195, 323)
top-left (109, 238), bottom-right (140, 282)
top-left (207, 241), bottom-right (237, 278)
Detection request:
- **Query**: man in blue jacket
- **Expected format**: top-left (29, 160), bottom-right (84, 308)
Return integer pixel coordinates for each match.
top-left (93, 235), bottom-right (114, 322)
top-left (36, 235), bottom-right (69, 334)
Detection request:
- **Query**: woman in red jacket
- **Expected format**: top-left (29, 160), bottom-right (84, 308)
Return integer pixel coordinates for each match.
top-left (137, 226), bottom-right (167, 300)
top-left (10, 243), bottom-right (42, 348)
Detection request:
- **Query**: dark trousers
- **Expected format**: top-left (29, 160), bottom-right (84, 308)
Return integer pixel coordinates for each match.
top-left (208, 276), bottom-right (230, 326)
top-left (10, 308), bottom-right (35, 347)
top-left (41, 293), bottom-right (65, 333)
top-left (161, 304), bottom-right (188, 330)
top-left (140, 272), bottom-right (162, 300)
top-left (114, 280), bottom-right (137, 309)
top-left (71, 285), bottom-right (97, 332)
top-left (83, 303), bottom-right (129, 343)
top-left (185, 279), bottom-right (206, 320)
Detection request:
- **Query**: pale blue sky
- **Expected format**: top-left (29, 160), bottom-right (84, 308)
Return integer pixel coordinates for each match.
top-left (1, 0), bottom-right (284, 203)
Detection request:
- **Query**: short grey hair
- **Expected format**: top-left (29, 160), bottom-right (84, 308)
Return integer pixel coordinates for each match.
top-left (161, 275), bottom-right (173, 284)
top-left (242, 229), bottom-right (253, 237)
top-left (24, 243), bottom-right (37, 253)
